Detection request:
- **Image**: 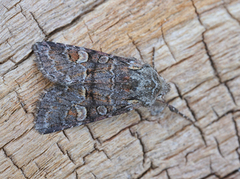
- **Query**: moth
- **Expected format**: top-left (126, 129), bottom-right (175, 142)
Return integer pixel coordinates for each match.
top-left (33, 41), bottom-right (190, 134)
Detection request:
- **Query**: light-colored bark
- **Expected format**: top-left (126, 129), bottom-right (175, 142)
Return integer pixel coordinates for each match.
top-left (1, 0), bottom-right (240, 178)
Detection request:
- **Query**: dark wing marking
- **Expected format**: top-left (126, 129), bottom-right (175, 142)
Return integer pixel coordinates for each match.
top-left (33, 41), bottom-right (88, 86)
top-left (35, 85), bottom-right (136, 134)
top-left (35, 85), bottom-right (85, 134)
top-left (32, 41), bottom-right (144, 86)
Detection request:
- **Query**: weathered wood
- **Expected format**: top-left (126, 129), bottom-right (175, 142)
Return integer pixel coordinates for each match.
top-left (1, 0), bottom-right (240, 178)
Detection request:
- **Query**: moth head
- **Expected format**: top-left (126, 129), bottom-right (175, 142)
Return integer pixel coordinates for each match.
top-left (130, 64), bottom-right (171, 107)
top-left (147, 69), bottom-right (192, 122)
top-left (157, 76), bottom-right (170, 99)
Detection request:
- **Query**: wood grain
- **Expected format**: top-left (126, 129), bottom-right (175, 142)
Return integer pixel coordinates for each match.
top-left (1, 0), bottom-right (240, 178)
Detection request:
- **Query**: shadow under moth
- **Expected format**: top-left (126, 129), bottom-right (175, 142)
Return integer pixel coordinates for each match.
top-left (33, 41), bottom-right (191, 134)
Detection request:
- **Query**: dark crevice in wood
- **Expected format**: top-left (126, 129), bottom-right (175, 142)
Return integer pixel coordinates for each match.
top-left (205, 109), bottom-right (240, 128)
top-left (184, 98), bottom-right (197, 122)
top-left (93, 143), bottom-right (111, 160)
top-left (223, 2), bottom-right (240, 26)
top-left (131, 130), bottom-right (147, 165)
top-left (173, 83), bottom-right (183, 99)
top-left (2, 148), bottom-right (28, 179)
top-left (62, 130), bottom-right (70, 141)
top-left (166, 169), bottom-right (171, 179)
top-left (85, 125), bottom-right (97, 141)
top-left (56, 142), bottom-right (65, 155)
top-left (15, 90), bottom-right (27, 114)
top-left (221, 168), bottom-right (240, 179)
top-left (101, 118), bottom-right (141, 143)
top-left (191, 0), bottom-right (222, 84)
top-left (184, 148), bottom-right (199, 164)
top-left (30, 12), bottom-right (47, 36)
top-left (160, 26), bottom-right (176, 62)
top-left (212, 107), bottom-right (220, 118)
top-left (19, 4), bottom-right (27, 19)
top-left (46, 0), bottom-right (107, 39)
top-left (66, 150), bottom-right (76, 165)
top-left (224, 82), bottom-right (237, 105)
top-left (2, 51), bottom-right (34, 77)
top-left (83, 20), bottom-right (94, 44)
top-left (232, 116), bottom-right (240, 146)
top-left (136, 162), bottom-right (153, 179)
top-left (214, 137), bottom-right (224, 158)
top-left (158, 53), bottom-right (195, 74)
top-left (127, 33), bottom-right (144, 61)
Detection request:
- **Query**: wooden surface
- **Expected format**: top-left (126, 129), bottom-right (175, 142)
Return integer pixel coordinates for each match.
top-left (1, 0), bottom-right (240, 178)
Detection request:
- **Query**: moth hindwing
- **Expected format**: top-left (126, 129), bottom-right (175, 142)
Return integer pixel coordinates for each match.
top-left (33, 41), bottom-right (171, 134)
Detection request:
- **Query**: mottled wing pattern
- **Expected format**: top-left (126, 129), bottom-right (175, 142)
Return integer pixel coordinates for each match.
top-left (33, 41), bottom-right (144, 134)
top-left (35, 85), bottom-right (134, 134)
top-left (33, 41), bottom-right (193, 134)
top-left (35, 86), bottom-right (84, 134)
top-left (33, 41), bottom-right (143, 86)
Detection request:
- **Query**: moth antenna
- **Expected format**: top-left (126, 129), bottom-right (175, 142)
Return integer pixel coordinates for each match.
top-left (167, 103), bottom-right (192, 121)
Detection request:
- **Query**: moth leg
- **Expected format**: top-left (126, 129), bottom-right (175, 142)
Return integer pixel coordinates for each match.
top-left (111, 105), bottom-right (134, 116)
top-left (149, 100), bottom-right (167, 116)
top-left (150, 99), bottom-right (193, 122)
top-left (167, 104), bottom-right (192, 121)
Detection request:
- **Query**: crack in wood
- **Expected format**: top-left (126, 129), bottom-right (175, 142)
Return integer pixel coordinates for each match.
top-left (62, 130), bottom-right (70, 141)
top-left (46, 0), bottom-right (106, 39)
top-left (191, 0), bottom-right (222, 84)
top-left (83, 21), bottom-right (94, 44)
top-left (66, 150), bottom-right (76, 165)
top-left (136, 162), bottom-right (153, 179)
top-left (30, 12), bottom-right (46, 36)
top-left (232, 115), bottom-right (240, 164)
top-left (15, 91), bottom-right (27, 113)
top-left (222, 1), bottom-right (240, 26)
top-left (184, 148), bottom-right (199, 164)
top-left (2, 148), bottom-right (27, 179)
top-left (101, 121), bottom-right (141, 143)
top-left (214, 137), bottom-right (224, 158)
top-left (185, 118), bottom-right (207, 146)
top-left (205, 110), bottom-right (240, 128)
top-left (224, 82), bottom-right (237, 105)
top-left (184, 98), bottom-right (197, 122)
top-left (127, 33), bottom-right (144, 61)
top-left (56, 142), bottom-right (65, 155)
top-left (129, 130), bottom-right (147, 165)
top-left (160, 26), bottom-right (176, 62)
top-left (93, 142), bottom-right (111, 160)
top-left (19, 4), bottom-right (27, 19)
top-left (221, 168), bottom-right (240, 179)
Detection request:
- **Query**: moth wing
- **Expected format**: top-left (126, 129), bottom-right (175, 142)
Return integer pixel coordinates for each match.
top-left (33, 41), bottom-right (144, 86)
top-left (35, 85), bottom-right (85, 134)
top-left (35, 85), bottom-right (135, 134)
top-left (33, 41), bottom-right (89, 86)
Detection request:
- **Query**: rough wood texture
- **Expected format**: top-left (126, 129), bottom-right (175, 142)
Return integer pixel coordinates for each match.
top-left (0, 0), bottom-right (240, 178)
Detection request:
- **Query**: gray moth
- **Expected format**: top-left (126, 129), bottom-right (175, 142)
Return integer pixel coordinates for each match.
top-left (33, 41), bottom-right (191, 134)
